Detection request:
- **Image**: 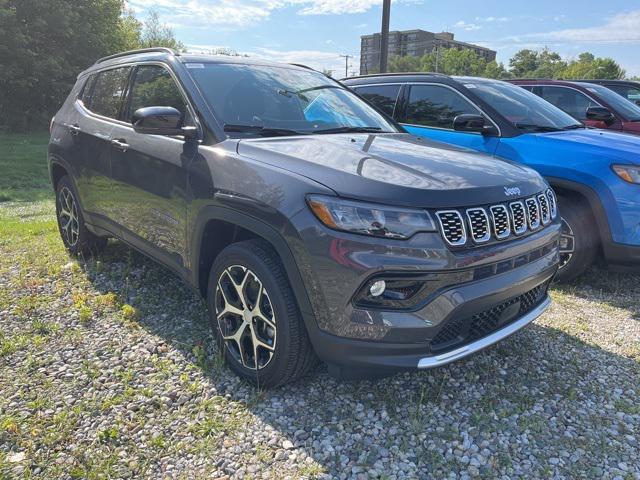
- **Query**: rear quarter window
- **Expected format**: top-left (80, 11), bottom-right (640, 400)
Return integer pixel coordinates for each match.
top-left (354, 85), bottom-right (401, 117)
top-left (86, 67), bottom-right (131, 119)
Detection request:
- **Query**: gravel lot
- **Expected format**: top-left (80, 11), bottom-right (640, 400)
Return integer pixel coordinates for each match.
top-left (1, 198), bottom-right (639, 479)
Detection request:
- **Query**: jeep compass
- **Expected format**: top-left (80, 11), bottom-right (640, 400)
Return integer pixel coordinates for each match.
top-left (49, 49), bottom-right (560, 387)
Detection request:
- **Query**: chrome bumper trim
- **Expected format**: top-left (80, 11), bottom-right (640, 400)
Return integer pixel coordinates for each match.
top-left (417, 295), bottom-right (551, 369)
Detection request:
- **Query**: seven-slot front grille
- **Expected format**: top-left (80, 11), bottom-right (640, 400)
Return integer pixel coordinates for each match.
top-left (436, 190), bottom-right (558, 247)
top-left (466, 208), bottom-right (491, 243)
top-left (435, 211), bottom-right (466, 246)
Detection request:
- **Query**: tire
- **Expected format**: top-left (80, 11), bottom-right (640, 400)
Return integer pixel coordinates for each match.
top-left (55, 175), bottom-right (107, 257)
top-left (207, 239), bottom-right (317, 388)
top-left (554, 195), bottom-right (598, 282)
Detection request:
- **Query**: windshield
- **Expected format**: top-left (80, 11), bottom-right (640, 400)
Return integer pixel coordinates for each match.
top-left (464, 81), bottom-right (583, 132)
top-left (186, 63), bottom-right (398, 137)
top-left (582, 84), bottom-right (640, 121)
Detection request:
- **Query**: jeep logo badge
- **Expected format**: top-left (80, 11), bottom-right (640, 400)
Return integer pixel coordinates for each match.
top-left (504, 186), bottom-right (521, 196)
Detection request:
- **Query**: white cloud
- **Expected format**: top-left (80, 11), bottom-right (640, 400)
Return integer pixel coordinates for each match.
top-left (128, 0), bottom-right (407, 28)
top-left (454, 20), bottom-right (481, 32)
top-left (527, 10), bottom-right (640, 44)
top-left (475, 16), bottom-right (508, 23)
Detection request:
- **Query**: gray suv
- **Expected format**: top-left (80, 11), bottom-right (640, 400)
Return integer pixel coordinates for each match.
top-left (49, 48), bottom-right (561, 387)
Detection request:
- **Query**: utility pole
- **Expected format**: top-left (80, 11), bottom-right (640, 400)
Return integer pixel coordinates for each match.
top-left (379, 0), bottom-right (391, 73)
top-left (339, 54), bottom-right (352, 78)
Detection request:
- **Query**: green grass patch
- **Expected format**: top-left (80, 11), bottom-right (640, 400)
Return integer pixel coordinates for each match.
top-left (0, 132), bottom-right (52, 202)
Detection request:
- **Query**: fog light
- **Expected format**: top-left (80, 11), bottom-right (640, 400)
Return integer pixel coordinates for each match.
top-left (369, 280), bottom-right (386, 297)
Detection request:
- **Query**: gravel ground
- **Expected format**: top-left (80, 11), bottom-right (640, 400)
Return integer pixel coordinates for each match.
top-left (1, 199), bottom-right (639, 479)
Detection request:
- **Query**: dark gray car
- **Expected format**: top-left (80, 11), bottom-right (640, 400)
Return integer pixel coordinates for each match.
top-left (48, 48), bottom-right (561, 387)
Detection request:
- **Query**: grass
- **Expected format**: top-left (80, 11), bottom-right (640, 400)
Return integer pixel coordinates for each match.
top-left (0, 132), bottom-right (51, 202)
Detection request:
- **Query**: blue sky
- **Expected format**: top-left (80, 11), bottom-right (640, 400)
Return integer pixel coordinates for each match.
top-left (128, 0), bottom-right (640, 77)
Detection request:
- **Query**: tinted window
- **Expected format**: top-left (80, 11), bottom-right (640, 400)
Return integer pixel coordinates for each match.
top-left (468, 81), bottom-right (581, 132)
top-left (406, 85), bottom-right (480, 129)
top-left (537, 86), bottom-right (599, 121)
top-left (127, 65), bottom-right (187, 122)
top-left (89, 67), bottom-right (130, 119)
top-left (80, 75), bottom-right (97, 106)
top-left (582, 84), bottom-right (640, 121)
top-left (606, 84), bottom-right (640, 102)
top-left (354, 85), bottom-right (401, 117)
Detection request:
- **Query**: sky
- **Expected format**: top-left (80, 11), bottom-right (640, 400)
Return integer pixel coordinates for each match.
top-left (127, 0), bottom-right (640, 77)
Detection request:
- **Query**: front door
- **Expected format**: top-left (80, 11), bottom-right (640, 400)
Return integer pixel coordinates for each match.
top-left (109, 64), bottom-right (196, 270)
top-left (399, 83), bottom-right (500, 155)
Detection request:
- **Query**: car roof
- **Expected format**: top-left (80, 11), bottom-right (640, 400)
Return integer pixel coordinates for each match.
top-left (80, 48), bottom-right (317, 77)
top-left (510, 78), bottom-right (602, 89)
top-left (342, 73), bottom-right (511, 87)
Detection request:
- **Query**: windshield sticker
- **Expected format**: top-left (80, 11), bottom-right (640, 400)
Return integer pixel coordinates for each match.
top-left (464, 84), bottom-right (477, 89)
top-left (186, 63), bottom-right (205, 69)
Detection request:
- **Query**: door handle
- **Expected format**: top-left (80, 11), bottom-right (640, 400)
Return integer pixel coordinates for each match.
top-left (111, 139), bottom-right (130, 152)
top-left (65, 123), bottom-right (81, 135)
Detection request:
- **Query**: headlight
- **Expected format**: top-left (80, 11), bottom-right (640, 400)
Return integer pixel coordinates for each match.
top-left (612, 165), bottom-right (640, 184)
top-left (307, 195), bottom-right (435, 239)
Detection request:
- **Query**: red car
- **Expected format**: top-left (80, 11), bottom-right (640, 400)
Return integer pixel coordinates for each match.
top-left (510, 79), bottom-right (640, 135)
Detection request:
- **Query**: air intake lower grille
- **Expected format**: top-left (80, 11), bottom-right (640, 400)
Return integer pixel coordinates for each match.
top-left (431, 281), bottom-right (550, 352)
top-left (436, 211), bottom-right (466, 246)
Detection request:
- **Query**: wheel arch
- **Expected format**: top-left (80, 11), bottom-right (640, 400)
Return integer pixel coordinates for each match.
top-left (191, 206), bottom-right (318, 333)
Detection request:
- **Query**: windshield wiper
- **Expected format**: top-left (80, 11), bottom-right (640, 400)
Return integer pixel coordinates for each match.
top-left (313, 126), bottom-right (387, 134)
top-left (223, 124), bottom-right (307, 137)
top-left (514, 123), bottom-right (562, 133)
top-left (561, 124), bottom-right (586, 130)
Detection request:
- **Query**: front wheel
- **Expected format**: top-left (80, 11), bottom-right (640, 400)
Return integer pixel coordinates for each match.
top-left (207, 239), bottom-right (317, 388)
top-left (555, 196), bottom-right (598, 282)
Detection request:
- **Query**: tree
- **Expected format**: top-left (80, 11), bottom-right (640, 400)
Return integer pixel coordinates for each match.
top-left (563, 52), bottom-right (625, 79)
top-left (0, 0), bottom-right (144, 131)
top-left (388, 55), bottom-right (422, 73)
top-left (532, 48), bottom-right (567, 78)
top-left (438, 48), bottom-right (487, 76)
top-left (509, 49), bottom-right (539, 78)
top-left (140, 11), bottom-right (186, 52)
top-left (484, 61), bottom-right (511, 79)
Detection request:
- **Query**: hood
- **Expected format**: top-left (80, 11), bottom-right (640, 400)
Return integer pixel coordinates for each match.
top-left (237, 133), bottom-right (547, 208)
top-left (534, 129), bottom-right (640, 164)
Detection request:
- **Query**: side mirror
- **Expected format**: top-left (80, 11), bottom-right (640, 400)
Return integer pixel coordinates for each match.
top-left (132, 106), bottom-right (197, 138)
top-left (586, 106), bottom-right (615, 126)
top-left (453, 114), bottom-right (497, 135)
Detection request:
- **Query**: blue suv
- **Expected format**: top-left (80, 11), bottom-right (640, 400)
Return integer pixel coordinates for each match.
top-left (344, 74), bottom-right (640, 281)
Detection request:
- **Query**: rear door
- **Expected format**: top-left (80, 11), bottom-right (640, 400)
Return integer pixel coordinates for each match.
top-left (75, 66), bottom-right (132, 221)
top-left (108, 63), bottom-right (196, 271)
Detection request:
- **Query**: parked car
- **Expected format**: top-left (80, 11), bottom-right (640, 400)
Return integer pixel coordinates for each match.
top-left (574, 79), bottom-right (640, 106)
top-left (509, 79), bottom-right (640, 135)
top-left (344, 74), bottom-right (640, 281)
top-left (50, 50), bottom-right (560, 386)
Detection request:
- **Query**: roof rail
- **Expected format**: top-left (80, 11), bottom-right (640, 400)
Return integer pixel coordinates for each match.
top-left (95, 47), bottom-right (177, 65)
top-left (342, 71), bottom-right (450, 81)
top-left (289, 63), bottom-right (315, 71)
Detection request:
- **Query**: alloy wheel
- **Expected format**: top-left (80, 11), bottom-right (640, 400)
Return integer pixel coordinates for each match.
top-left (215, 265), bottom-right (277, 370)
top-left (58, 186), bottom-right (79, 247)
top-left (559, 216), bottom-right (575, 269)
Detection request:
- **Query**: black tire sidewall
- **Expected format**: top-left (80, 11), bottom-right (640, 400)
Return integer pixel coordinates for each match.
top-left (207, 243), bottom-right (299, 387)
top-left (556, 196), bottom-right (598, 282)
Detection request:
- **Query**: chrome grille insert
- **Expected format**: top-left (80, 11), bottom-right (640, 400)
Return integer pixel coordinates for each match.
top-left (525, 197), bottom-right (541, 229)
top-left (489, 205), bottom-right (511, 239)
top-left (546, 188), bottom-right (557, 219)
top-left (466, 208), bottom-right (491, 243)
top-left (538, 193), bottom-right (551, 225)
top-left (509, 201), bottom-right (527, 235)
top-left (436, 211), bottom-right (466, 246)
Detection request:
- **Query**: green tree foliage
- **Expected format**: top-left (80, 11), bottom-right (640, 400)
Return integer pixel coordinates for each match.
top-left (563, 52), bottom-right (625, 79)
top-left (140, 11), bottom-right (186, 52)
top-left (509, 49), bottom-right (540, 77)
top-left (0, 2), bottom-right (186, 131)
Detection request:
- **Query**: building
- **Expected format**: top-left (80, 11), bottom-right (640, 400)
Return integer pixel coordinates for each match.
top-left (359, 29), bottom-right (497, 75)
